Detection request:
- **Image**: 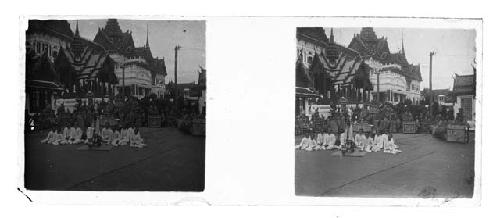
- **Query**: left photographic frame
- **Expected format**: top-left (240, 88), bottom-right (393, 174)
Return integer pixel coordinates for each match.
top-left (23, 18), bottom-right (206, 191)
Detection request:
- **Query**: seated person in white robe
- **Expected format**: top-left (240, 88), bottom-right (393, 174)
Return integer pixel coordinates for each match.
top-left (380, 133), bottom-right (389, 151)
top-left (62, 126), bottom-right (70, 144)
top-left (322, 133), bottom-right (329, 148)
top-left (384, 134), bottom-right (402, 154)
top-left (347, 125), bottom-right (354, 142)
top-left (372, 133), bottom-right (382, 152)
top-left (340, 130), bottom-right (347, 147)
top-left (84, 126), bottom-right (95, 144)
top-left (325, 133), bottom-right (340, 150)
top-left (41, 128), bottom-right (56, 144)
top-left (118, 128), bottom-right (131, 146)
top-left (298, 134), bottom-right (314, 151)
top-left (364, 133), bottom-right (374, 152)
top-left (67, 126), bottom-right (77, 144)
top-left (296, 137), bottom-right (308, 149)
top-left (297, 133), bottom-right (313, 150)
top-left (320, 133), bottom-right (329, 149)
top-left (100, 127), bottom-right (113, 144)
top-left (130, 128), bottom-right (146, 148)
top-left (52, 130), bottom-right (65, 146)
top-left (111, 129), bottom-right (121, 146)
top-left (307, 137), bottom-right (318, 151)
top-left (354, 133), bottom-right (363, 148)
top-left (359, 133), bottom-right (367, 150)
top-left (73, 127), bottom-right (83, 144)
top-left (316, 133), bottom-right (324, 146)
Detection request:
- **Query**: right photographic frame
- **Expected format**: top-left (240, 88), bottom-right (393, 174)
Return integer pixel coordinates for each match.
top-left (295, 24), bottom-right (480, 198)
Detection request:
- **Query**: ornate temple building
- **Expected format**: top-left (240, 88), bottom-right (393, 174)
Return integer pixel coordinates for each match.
top-left (25, 19), bottom-right (167, 113)
top-left (26, 20), bottom-right (74, 60)
top-left (93, 19), bottom-right (167, 98)
top-left (347, 27), bottom-right (422, 104)
top-left (296, 27), bottom-right (372, 116)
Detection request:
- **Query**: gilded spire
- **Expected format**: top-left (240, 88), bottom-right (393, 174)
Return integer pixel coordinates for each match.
top-left (145, 23), bottom-right (149, 48)
top-left (329, 28), bottom-right (334, 44)
top-left (401, 30), bottom-right (405, 55)
top-left (75, 20), bottom-right (80, 38)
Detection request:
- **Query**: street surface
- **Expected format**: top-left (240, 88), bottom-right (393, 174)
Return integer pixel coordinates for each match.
top-left (24, 127), bottom-right (205, 191)
top-left (295, 134), bottom-right (474, 198)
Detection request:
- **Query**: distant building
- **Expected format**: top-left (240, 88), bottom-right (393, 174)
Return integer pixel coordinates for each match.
top-left (347, 27), bottom-right (422, 105)
top-left (165, 67), bottom-right (206, 114)
top-left (453, 71), bottom-right (476, 122)
top-left (421, 88), bottom-right (454, 106)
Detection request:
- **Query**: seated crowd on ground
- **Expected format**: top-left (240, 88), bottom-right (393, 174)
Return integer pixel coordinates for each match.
top-left (41, 122), bottom-right (146, 148)
top-left (295, 128), bottom-right (401, 154)
top-left (295, 103), bottom-right (409, 155)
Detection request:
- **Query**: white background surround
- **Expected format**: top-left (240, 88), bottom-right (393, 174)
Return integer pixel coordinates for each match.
top-left (1, 0), bottom-right (498, 217)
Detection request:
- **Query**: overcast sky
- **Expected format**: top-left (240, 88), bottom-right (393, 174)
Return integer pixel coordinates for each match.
top-left (69, 19), bottom-right (205, 84)
top-left (327, 28), bottom-right (477, 90)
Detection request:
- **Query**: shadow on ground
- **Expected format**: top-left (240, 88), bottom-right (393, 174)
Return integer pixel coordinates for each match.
top-left (24, 127), bottom-right (205, 191)
top-left (295, 134), bottom-right (474, 198)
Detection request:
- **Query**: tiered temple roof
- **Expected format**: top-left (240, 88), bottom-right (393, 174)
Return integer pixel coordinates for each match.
top-left (26, 20), bottom-right (74, 41)
top-left (348, 27), bottom-right (422, 81)
top-left (296, 27), bottom-right (329, 46)
top-left (93, 19), bottom-right (167, 78)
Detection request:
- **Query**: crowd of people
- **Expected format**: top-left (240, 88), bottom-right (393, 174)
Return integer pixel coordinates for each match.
top-left (296, 102), bottom-right (438, 136)
top-left (29, 93), bottom-right (206, 149)
top-left (296, 130), bottom-right (401, 154)
top-left (41, 124), bottom-right (145, 148)
top-left (29, 94), bottom-right (203, 132)
top-left (295, 102), bottom-right (415, 155)
top-left (295, 100), bottom-right (471, 154)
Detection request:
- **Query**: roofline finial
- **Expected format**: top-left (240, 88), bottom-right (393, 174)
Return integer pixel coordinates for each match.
top-left (146, 23), bottom-right (149, 47)
top-left (75, 20), bottom-right (80, 38)
top-left (401, 29), bottom-right (405, 55)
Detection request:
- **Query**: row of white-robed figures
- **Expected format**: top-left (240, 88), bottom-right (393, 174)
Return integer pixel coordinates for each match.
top-left (296, 128), bottom-right (402, 154)
top-left (40, 125), bottom-right (146, 148)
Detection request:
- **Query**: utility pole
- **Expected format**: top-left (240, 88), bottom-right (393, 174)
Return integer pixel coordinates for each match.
top-left (376, 71), bottom-right (380, 103)
top-left (174, 45), bottom-right (181, 86)
top-left (429, 51), bottom-right (435, 117)
top-left (174, 45), bottom-right (181, 103)
top-left (121, 65), bottom-right (125, 96)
